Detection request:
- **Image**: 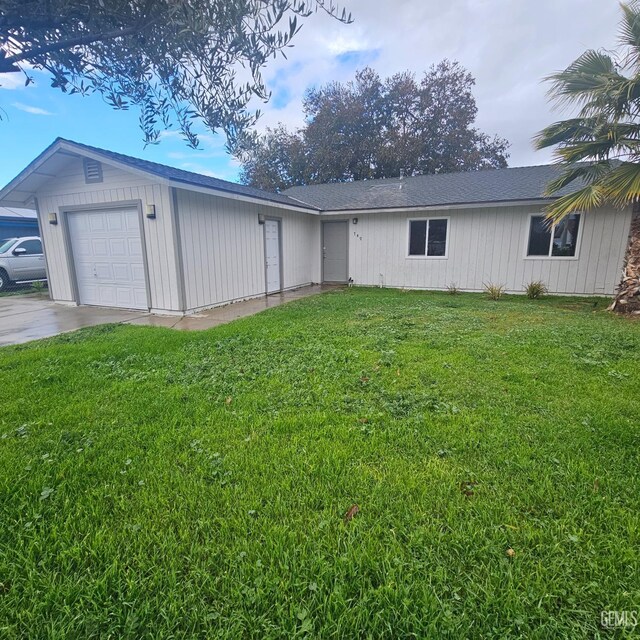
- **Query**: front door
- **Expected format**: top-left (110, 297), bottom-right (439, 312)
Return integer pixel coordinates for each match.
top-left (264, 219), bottom-right (282, 293)
top-left (322, 221), bottom-right (348, 283)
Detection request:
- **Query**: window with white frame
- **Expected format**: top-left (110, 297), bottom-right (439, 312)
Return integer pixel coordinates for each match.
top-left (408, 218), bottom-right (448, 257)
top-left (527, 213), bottom-right (581, 257)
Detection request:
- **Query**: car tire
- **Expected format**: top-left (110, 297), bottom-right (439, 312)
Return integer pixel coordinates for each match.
top-left (0, 269), bottom-right (11, 292)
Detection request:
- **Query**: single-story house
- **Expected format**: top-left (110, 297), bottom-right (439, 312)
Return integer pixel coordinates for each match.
top-left (0, 206), bottom-right (39, 240)
top-left (0, 138), bottom-right (633, 314)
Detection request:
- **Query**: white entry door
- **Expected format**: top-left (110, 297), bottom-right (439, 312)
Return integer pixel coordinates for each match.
top-left (264, 219), bottom-right (282, 293)
top-left (68, 208), bottom-right (148, 310)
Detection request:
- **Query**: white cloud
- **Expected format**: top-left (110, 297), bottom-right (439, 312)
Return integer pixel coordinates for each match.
top-left (157, 130), bottom-right (183, 141)
top-left (0, 63), bottom-right (41, 91)
top-left (0, 74), bottom-right (26, 90)
top-left (12, 102), bottom-right (53, 116)
top-left (179, 161), bottom-right (240, 181)
top-left (241, 0), bottom-right (620, 167)
top-left (323, 32), bottom-right (370, 55)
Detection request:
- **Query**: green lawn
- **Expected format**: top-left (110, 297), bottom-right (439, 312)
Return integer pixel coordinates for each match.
top-left (1, 288), bottom-right (638, 638)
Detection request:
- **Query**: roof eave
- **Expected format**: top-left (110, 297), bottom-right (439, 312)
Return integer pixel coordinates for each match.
top-left (0, 138), bottom-right (321, 214)
top-left (317, 197), bottom-right (559, 215)
top-left (0, 138), bottom-right (64, 206)
top-left (165, 178), bottom-right (320, 214)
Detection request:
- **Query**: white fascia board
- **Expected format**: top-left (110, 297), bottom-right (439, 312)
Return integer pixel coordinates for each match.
top-left (166, 180), bottom-right (320, 214)
top-left (318, 199), bottom-right (557, 215)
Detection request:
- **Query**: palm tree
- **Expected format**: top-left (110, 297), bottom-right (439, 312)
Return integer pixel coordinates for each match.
top-left (535, 0), bottom-right (640, 312)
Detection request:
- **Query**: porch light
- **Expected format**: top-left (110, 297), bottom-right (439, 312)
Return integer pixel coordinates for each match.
top-left (258, 213), bottom-right (266, 225)
top-left (146, 204), bottom-right (156, 219)
top-left (48, 212), bottom-right (58, 225)
top-left (352, 217), bottom-right (358, 225)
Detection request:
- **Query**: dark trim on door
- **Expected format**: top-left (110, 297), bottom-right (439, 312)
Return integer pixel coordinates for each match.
top-left (169, 187), bottom-right (187, 312)
top-left (263, 215), bottom-right (283, 294)
top-left (321, 219), bottom-right (349, 283)
top-left (33, 197), bottom-right (52, 300)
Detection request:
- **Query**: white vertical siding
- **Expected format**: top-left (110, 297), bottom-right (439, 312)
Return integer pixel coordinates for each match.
top-left (35, 158), bottom-right (182, 312)
top-left (346, 204), bottom-right (632, 295)
top-left (175, 189), bottom-right (320, 312)
top-left (32, 153), bottom-right (630, 314)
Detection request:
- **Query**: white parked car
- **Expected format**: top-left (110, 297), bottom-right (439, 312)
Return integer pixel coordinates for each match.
top-left (0, 236), bottom-right (47, 292)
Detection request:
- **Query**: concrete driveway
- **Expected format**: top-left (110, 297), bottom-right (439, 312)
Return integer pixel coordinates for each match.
top-left (0, 285), bottom-right (334, 346)
top-left (0, 294), bottom-right (150, 346)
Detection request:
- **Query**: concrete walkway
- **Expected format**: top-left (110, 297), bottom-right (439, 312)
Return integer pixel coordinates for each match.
top-left (127, 285), bottom-right (333, 331)
top-left (0, 285), bottom-right (335, 346)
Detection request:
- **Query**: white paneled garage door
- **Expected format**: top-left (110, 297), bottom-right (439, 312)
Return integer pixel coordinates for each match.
top-left (68, 208), bottom-right (148, 310)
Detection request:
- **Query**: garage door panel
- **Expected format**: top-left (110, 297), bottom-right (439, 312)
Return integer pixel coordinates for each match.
top-left (112, 263), bottom-right (130, 281)
top-left (109, 238), bottom-right (127, 256)
top-left (94, 262), bottom-right (114, 280)
top-left (74, 238), bottom-right (92, 257)
top-left (133, 288), bottom-right (148, 307)
top-left (90, 238), bottom-right (109, 257)
top-left (107, 214), bottom-right (125, 231)
top-left (131, 264), bottom-right (146, 282)
top-left (125, 212), bottom-right (140, 231)
top-left (128, 238), bottom-right (143, 256)
top-left (68, 208), bottom-right (148, 310)
top-left (98, 286), bottom-right (117, 306)
top-left (74, 216), bottom-right (90, 232)
top-left (89, 216), bottom-right (106, 232)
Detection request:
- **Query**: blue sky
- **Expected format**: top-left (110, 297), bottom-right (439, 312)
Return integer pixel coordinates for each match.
top-left (0, 0), bottom-right (621, 190)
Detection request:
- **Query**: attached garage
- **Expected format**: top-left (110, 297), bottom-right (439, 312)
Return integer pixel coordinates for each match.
top-left (66, 207), bottom-right (148, 310)
top-left (0, 138), bottom-right (321, 315)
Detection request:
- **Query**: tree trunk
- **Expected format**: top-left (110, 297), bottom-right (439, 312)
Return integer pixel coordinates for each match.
top-left (610, 205), bottom-right (640, 314)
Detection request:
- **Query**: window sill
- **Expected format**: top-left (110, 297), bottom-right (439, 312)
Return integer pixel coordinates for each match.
top-left (406, 255), bottom-right (449, 260)
top-left (523, 255), bottom-right (580, 261)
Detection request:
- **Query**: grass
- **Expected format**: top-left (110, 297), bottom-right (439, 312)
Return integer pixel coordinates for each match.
top-left (0, 282), bottom-right (48, 298)
top-left (0, 288), bottom-right (639, 638)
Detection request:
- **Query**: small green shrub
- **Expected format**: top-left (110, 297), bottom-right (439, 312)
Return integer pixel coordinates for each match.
top-left (447, 282), bottom-right (459, 295)
top-left (484, 283), bottom-right (506, 300)
top-left (31, 281), bottom-right (45, 294)
top-left (525, 280), bottom-right (548, 299)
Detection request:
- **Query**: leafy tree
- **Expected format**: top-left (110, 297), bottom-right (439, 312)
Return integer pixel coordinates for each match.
top-left (0, 0), bottom-right (351, 149)
top-left (239, 124), bottom-right (308, 191)
top-left (239, 61), bottom-right (509, 191)
top-left (535, 0), bottom-right (640, 312)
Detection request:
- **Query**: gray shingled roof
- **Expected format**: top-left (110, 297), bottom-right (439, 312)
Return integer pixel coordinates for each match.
top-left (59, 140), bottom-right (576, 212)
top-left (2, 138), bottom-right (577, 214)
top-left (0, 206), bottom-right (36, 218)
top-left (53, 139), bottom-right (319, 211)
top-left (285, 164), bottom-right (577, 211)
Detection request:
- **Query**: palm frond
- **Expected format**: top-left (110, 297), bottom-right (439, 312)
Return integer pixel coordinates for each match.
top-left (544, 162), bottom-right (613, 195)
top-left (619, 1), bottom-right (640, 58)
top-left (554, 139), bottom-right (625, 164)
top-left (537, 117), bottom-right (640, 161)
top-left (601, 160), bottom-right (640, 206)
top-left (544, 184), bottom-right (606, 223)
top-left (534, 118), bottom-right (598, 150)
top-left (585, 76), bottom-right (640, 119)
top-left (537, 2), bottom-right (640, 222)
top-left (546, 50), bottom-right (621, 105)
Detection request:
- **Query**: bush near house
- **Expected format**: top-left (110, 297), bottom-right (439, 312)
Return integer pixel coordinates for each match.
top-left (0, 288), bottom-right (638, 638)
top-left (525, 280), bottom-right (548, 299)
